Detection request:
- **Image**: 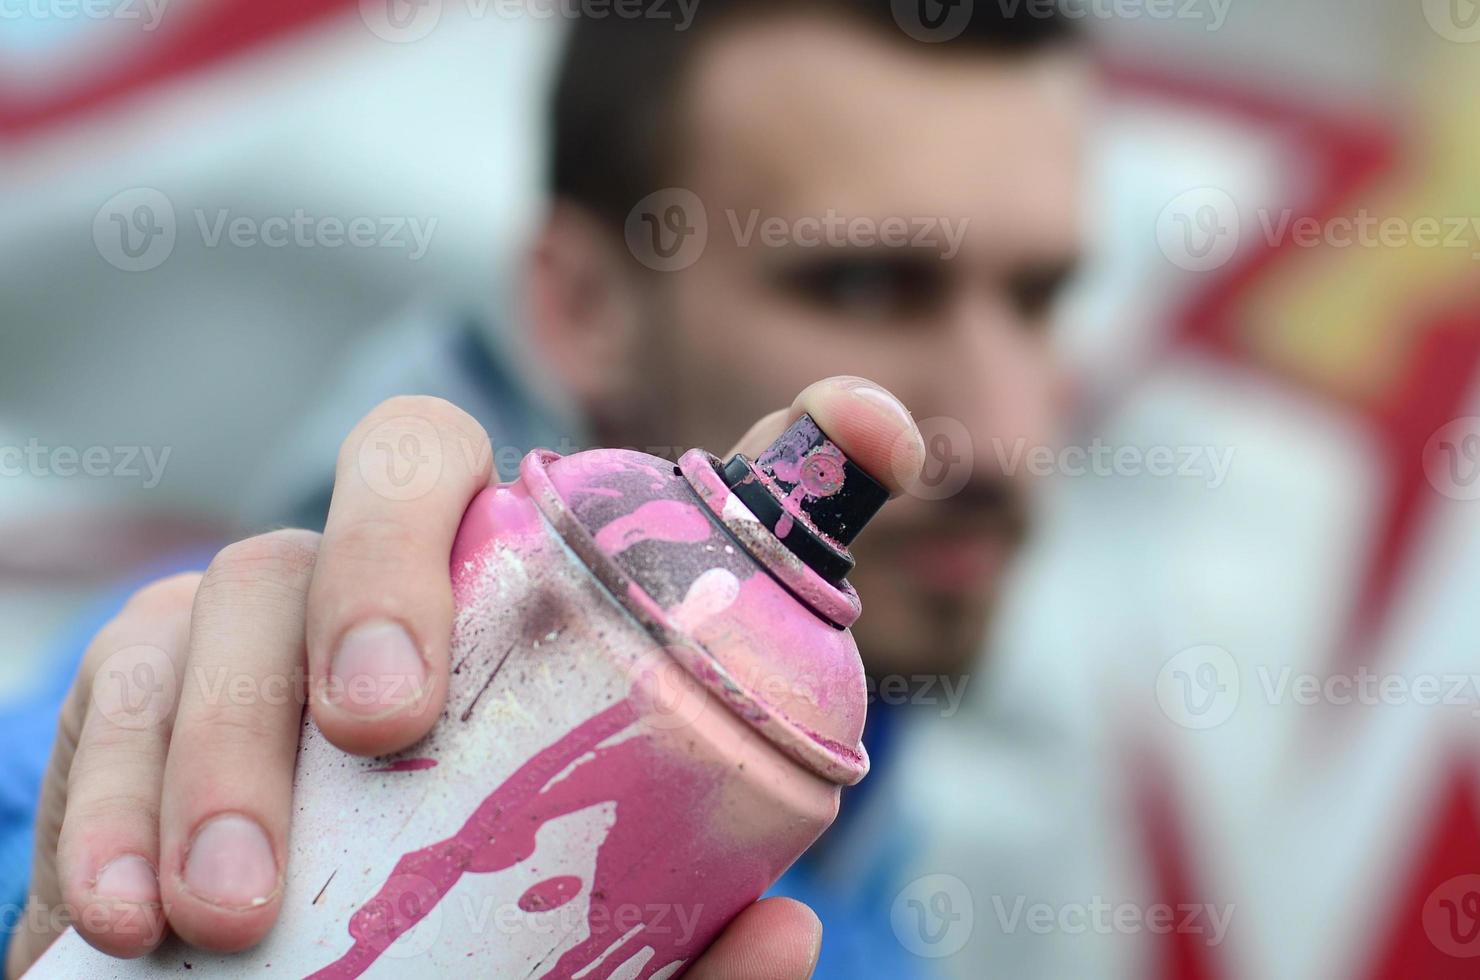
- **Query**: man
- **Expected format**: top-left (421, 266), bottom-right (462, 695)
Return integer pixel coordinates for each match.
top-left (5, 1), bottom-right (1086, 975)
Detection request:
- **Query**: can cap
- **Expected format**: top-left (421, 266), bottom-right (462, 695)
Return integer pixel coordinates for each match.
top-left (721, 414), bottom-right (889, 584)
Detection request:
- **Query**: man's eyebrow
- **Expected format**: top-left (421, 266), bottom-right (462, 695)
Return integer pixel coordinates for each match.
top-left (1007, 254), bottom-right (1083, 289)
top-left (760, 247), bottom-right (954, 284)
top-left (760, 241), bottom-right (962, 269)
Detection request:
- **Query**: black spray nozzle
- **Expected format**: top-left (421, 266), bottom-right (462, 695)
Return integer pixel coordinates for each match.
top-left (721, 414), bottom-right (890, 584)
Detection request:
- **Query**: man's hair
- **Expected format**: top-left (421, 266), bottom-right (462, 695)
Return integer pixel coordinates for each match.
top-left (549, 0), bottom-right (1079, 229)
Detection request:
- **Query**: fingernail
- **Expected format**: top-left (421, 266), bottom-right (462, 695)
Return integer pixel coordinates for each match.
top-left (329, 620), bottom-right (429, 718)
top-left (840, 378), bottom-right (914, 424)
top-left (183, 815), bottom-right (279, 910)
top-left (93, 855), bottom-right (158, 904)
top-left (835, 381), bottom-right (923, 490)
top-left (803, 906), bottom-right (824, 973)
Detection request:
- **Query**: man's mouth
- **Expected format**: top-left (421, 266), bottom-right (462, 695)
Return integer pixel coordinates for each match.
top-left (896, 527), bottom-right (1020, 595)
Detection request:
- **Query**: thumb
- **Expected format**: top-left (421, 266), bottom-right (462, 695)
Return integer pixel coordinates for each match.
top-left (729, 377), bottom-right (924, 496)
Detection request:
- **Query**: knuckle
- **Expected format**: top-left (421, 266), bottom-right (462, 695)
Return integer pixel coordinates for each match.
top-left (86, 573), bottom-right (201, 667)
top-left (341, 395), bottom-right (490, 480)
top-left (378, 395), bottom-right (481, 437)
top-left (183, 702), bottom-right (294, 764)
top-left (202, 531), bottom-right (319, 596)
top-left (52, 700), bottom-right (85, 775)
top-left (75, 576), bottom-right (201, 709)
top-left (66, 790), bottom-right (160, 835)
top-left (120, 573), bottom-right (204, 618)
top-left (76, 720), bottom-right (165, 763)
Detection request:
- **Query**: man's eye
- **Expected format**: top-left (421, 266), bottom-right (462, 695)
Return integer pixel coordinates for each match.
top-left (1007, 263), bottom-right (1076, 325)
top-left (776, 257), bottom-right (946, 320)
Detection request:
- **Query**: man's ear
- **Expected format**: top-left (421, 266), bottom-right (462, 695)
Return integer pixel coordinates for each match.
top-left (525, 202), bottom-right (646, 414)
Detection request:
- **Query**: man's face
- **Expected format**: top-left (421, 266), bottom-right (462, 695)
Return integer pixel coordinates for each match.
top-left (617, 17), bottom-right (1087, 676)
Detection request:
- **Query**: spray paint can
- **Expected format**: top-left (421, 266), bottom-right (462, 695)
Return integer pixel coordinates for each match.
top-left (30, 414), bottom-right (890, 978)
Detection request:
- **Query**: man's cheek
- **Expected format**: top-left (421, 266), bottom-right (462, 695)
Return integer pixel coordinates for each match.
top-left (847, 566), bottom-right (920, 663)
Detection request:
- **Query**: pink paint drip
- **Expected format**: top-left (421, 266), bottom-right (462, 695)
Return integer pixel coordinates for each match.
top-left (592, 499), bottom-right (712, 555)
top-left (305, 698), bottom-right (768, 980)
top-left (751, 417), bottom-right (850, 547)
top-left (366, 758), bottom-right (439, 774)
top-left (518, 876), bottom-right (583, 913)
top-left (773, 484), bottom-right (809, 540)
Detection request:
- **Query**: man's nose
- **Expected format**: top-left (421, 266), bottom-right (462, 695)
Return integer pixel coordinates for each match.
top-left (907, 296), bottom-right (1048, 478)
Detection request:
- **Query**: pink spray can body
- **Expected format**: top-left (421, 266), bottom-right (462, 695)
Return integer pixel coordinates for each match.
top-left (30, 415), bottom-right (887, 979)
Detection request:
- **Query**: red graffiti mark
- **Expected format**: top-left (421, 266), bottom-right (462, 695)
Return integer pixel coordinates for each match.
top-left (366, 759), bottom-right (439, 774)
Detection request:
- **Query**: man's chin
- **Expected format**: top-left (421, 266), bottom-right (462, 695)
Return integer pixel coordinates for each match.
top-left (849, 527), bottom-right (1014, 678)
top-left (894, 528), bottom-right (1020, 599)
top-left (854, 603), bottom-right (992, 681)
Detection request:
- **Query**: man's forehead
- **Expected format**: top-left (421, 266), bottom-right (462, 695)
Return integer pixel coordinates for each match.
top-left (680, 15), bottom-right (1088, 255)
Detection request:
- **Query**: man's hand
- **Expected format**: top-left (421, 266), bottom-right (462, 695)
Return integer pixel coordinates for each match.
top-left (7, 377), bottom-right (923, 978)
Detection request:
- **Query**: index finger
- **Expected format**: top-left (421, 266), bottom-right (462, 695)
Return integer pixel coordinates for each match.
top-left (687, 897), bottom-right (823, 979)
top-left (305, 396), bottom-right (496, 755)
